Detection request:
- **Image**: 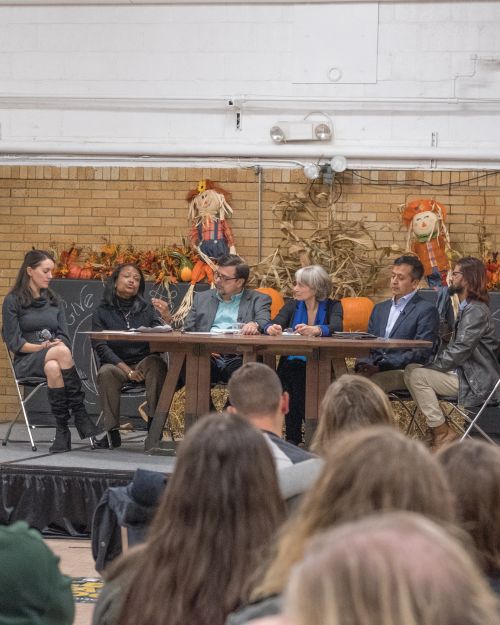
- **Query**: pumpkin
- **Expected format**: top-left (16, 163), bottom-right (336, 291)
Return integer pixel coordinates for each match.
top-left (256, 287), bottom-right (285, 319)
top-left (180, 266), bottom-right (192, 282)
top-left (79, 264), bottom-right (93, 280)
top-left (67, 263), bottom-right (82, 280)
top-left (340, 297), bottom-right (374, 332)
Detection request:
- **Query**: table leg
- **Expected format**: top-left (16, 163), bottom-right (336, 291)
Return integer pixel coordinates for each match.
top-left (304, 351), bottom-right (320, 446)
top-left (331, 356), bottom-right (348, 378)
top-left (144, 351), bottom-right (185, 453)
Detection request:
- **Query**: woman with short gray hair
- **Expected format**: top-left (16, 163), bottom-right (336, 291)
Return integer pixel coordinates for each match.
top-left (265, 265), bottom-right (342, 445)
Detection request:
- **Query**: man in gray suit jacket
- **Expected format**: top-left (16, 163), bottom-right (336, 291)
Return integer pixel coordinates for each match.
top-left (183, 254), bottom-right (271, 383)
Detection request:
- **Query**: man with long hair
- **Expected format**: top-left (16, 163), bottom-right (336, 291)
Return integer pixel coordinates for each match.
top-left (405, 257), bottom-right (499, 451)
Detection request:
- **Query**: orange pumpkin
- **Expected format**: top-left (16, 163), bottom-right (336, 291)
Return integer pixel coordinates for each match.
top-left (256, 287), bottom-right (285, 319)
top-left (180, 266), bottom-right (192, 282)
top-left (340, 297), bottom-right (374, 332)
top-left (67, 263), bottom-right (82, 280)
top-left (80, 265), bottom-right (93, 280)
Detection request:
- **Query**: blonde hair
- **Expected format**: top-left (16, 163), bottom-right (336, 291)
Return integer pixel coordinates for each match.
top-left (285, 512), bottom-right (499, 625)
top-left (252, 427), bottom-right (455, 599)
top-left (311, 374), bottom-right (394, 454)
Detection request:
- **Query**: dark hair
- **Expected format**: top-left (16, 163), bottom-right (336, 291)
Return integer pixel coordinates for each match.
top-left (438, 440), bottom-right (500, 575)
top-left (117, 412), bottom-right (285, 625)
top-left (217, 254), bottom-right (250, 284)
top-left (102, 263), bottom-right (147, 311)
top-left (393, 255), bottom-right (425, 281)
top-left (9, 249), bottom-right (58, 308)
top-left (229, 362), bottom-right (283, 417)
top-left (455, 257), bottom-right (489, 303)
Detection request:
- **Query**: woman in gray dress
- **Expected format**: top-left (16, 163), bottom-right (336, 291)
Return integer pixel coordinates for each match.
top-left (2, 250), bottom-right (100, 453)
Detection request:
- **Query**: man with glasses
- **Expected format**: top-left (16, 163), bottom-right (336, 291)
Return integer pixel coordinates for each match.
top-left (183, 254), bottom-right (271, 383)
top-left (405, 257), bottom-right (499, 451)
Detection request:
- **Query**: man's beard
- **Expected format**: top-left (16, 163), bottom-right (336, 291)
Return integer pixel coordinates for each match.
top-left (448, 285), bottom-right (464, 296)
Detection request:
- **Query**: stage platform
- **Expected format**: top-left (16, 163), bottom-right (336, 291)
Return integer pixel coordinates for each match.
top-left (0, 422), bottom-right (175, 537)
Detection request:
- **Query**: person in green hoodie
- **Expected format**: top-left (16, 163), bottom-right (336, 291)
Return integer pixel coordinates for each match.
top-left (0, 521), bottom-right (74, 625)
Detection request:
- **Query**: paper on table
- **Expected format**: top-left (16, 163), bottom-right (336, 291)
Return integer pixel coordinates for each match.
top-left (129, 324), bottom-right (173, 333)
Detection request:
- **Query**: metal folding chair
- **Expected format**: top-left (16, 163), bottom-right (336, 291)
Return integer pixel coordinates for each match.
top-left (387, 389), bottom-right (426, 438)
top-left (2, 343), bottom-right (49, 451)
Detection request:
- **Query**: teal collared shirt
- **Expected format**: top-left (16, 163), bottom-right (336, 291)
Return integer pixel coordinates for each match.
top-left (211, 291), bottom-right (243, 331)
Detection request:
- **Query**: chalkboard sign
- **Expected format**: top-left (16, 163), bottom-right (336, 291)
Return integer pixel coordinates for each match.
top-left (36, 279), bottom-right (209, 417)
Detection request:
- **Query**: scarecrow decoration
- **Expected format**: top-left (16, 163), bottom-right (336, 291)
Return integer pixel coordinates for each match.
top-left (172, 179), bottom-right (237, 326)
top-left (402, 199), bottom-right (451, 287)
top-left (187, 179), bottom-right (236, 259)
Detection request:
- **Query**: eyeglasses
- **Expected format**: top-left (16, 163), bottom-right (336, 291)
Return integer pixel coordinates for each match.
top-left (451, 271), bottom-right (463, 277)
top-left (214, 271), bottom-right (239, 282)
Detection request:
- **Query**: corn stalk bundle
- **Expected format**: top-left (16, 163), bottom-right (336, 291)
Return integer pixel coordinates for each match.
top-left (250, 192), bottom-right (399, 299)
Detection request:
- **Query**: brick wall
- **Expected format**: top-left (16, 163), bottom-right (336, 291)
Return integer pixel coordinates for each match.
top-left (1, 165), bottom-right (499, 421)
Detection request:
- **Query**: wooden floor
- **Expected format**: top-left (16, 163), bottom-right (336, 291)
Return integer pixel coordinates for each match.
top-left (48, 538), bottom-right (98, 625)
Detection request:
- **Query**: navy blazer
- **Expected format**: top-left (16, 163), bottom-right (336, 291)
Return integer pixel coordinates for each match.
top-left (358, 292), bottom-right (439, 370)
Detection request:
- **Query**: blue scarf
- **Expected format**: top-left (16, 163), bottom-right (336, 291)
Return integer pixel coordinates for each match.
top-left (289, 300), bottom-right (328, 362)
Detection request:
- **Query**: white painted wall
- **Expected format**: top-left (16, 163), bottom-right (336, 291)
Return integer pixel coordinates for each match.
top-left (1, 1), bottom-right (500, 168)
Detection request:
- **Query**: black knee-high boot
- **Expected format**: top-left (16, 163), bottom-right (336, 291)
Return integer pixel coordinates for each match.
top-left (47, 387), bottom-right (72, 453)
top-left (61, 366), bottom-right (101, 439)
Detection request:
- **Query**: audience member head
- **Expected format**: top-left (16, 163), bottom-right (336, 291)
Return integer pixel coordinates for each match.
top-left (284, 512), bottom-right (499, 625)
top-left (438, 440), bottom-right (500, 576)
top-left (10, 249), bottom-right (57, 307)
top-left (103, 263), bottom-right (146, 306)
top-left (228, 363), bottom-right (287, 431)
top-left (451, 256), bottom-right (489, 303)
top-left (253, 427), bottom-right (455, 598)
top-left (311, 374), bottom-right (394, 454)
top-left (118, 412), bottom-right (285, 625)
top-left (294, 265), bottom-right (332, 302)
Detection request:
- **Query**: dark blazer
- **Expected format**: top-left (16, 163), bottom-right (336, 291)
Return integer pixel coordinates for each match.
top-left (267, 298), bottom-right (343, 336)
top-left (359, 292), bottom-right (439, 370)
top-left (183, 288), bottom-right (271, 333)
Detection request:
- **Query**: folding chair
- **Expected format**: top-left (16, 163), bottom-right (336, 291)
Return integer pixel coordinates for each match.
top-left (2, 343), bottom-right (49, 451)
top-left (436, 386), bottom-right (499, 445)
top-left (387, 389), bottom-right (425, 438)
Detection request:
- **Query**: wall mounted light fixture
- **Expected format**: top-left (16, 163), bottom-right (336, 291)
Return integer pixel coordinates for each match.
top-left (302, 156), bottom-right (348, 182)
top-left (270, 117), bottom-right (333, 144)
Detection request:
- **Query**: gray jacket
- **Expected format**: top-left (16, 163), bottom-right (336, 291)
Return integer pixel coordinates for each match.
top-left (183, 288), bottom-right (271, 332)
top-left (430, 299), bottom-right (499, 407)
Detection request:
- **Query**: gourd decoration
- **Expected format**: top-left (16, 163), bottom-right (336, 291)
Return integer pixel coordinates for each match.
top-left (340, 297), bottom-right (374, 332)
top-left (255, 287), bottom-right (285, 319)
top-left (187, 179), bottom-right (236, 259)
top-left (402, 199), bottom-right (450, 287)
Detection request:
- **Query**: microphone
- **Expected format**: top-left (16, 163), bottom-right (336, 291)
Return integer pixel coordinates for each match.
top-left (40, 329), bottom-right (53, 342)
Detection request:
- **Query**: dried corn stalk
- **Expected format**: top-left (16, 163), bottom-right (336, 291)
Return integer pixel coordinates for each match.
top-left (250, 191), bottom-right (400, 298)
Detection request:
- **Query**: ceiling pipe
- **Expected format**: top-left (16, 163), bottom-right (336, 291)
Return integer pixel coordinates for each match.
top-left (1, 142), bottom-right (500, 163)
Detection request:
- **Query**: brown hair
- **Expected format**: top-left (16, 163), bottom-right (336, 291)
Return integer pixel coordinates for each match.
top-left (228, 362), bottom-right (283, 417)
top-left (253, 427), bottom-right (455, 598)
top-left (311, 374), bottom-right (394, 454)
top-left (285, 512), bottom-right (499, 625)
top-left (456, 256), bottom-right (489, 303)
top-left (117, 412), bottom-right (285, 625)
top-left (438, 440), bottom-right (500, 575)
top-left (10, 249), bottom-right (58, 308)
